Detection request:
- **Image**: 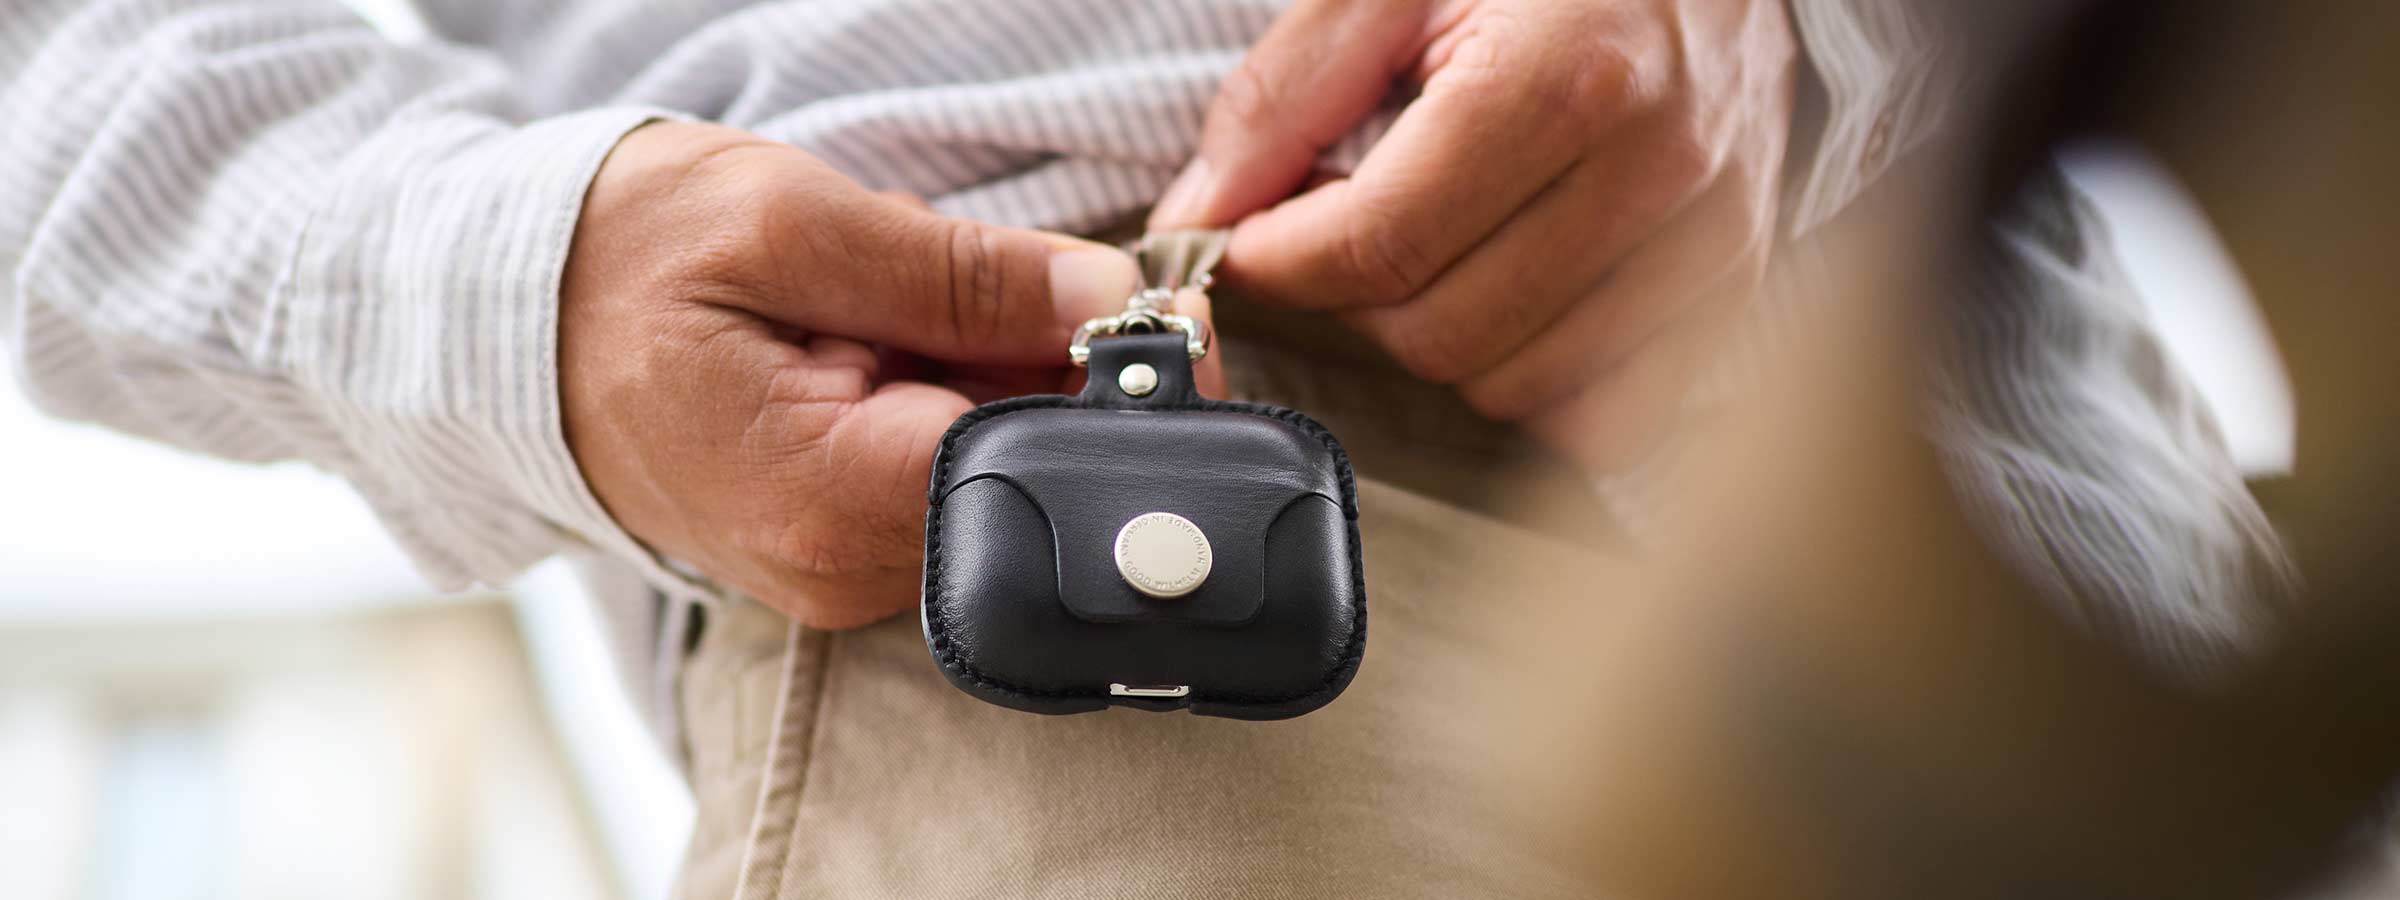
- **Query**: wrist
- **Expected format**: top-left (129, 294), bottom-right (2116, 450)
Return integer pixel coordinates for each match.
top-left (290, 105), bottom-right (721, 599)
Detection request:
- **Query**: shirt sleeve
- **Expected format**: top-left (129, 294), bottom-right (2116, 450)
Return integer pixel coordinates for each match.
top-left (0, 0), bottom-right (718, 603)
top-left (1923, 168), bottom-right (2293, 681)
top-left (1782, 0), bottom-right (1957, 236)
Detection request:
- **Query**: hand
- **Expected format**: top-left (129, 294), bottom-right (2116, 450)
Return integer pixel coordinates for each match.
top-left (561, 122), bottom-right (1218, 628)
top-left (1151, 0), bottom-right (1795, 470)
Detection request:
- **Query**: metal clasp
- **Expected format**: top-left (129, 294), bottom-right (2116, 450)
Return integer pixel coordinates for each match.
top-left (1067, 294), bottom-right (1211, 366)
top-left (1109, 683), bottom-right (1192, 698)
top-left (1067, 231), bottom-right (1227, 367)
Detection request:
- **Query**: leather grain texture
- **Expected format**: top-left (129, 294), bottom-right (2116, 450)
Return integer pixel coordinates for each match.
top-left (921, 333), bottom-right (1367, 719)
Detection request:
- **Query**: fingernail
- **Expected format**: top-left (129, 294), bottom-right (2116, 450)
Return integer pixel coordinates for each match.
top-left (1148, 158), bottom-right (1215, 230)
top-left (1049, 245), bottom-right (1140, 322)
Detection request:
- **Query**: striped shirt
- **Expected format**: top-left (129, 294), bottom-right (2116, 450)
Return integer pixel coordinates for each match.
top-left (0, 0), bottom-right (2281, 736)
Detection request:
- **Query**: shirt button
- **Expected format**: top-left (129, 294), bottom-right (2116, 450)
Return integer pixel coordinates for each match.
top-left (1861, 110), bottom-right (1898, 175)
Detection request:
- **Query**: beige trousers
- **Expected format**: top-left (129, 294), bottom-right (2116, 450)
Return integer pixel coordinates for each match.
top-left (673, 303), bottom-right (1623, 899)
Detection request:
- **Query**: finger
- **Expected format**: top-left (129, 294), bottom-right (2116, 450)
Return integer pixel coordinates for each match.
top-left (1219, 18), bottom-right (1611, 310)
top-left (940, 362), bottom-right (1078, 405)
top-left (1340, 143), bottom-right (1714, 383)
top-left (947, 287), bottom-right (1225, 401)
top-left (1458, 174), bottom-right (1772, 421)
top-left (800, 334), bottom-right (880, 379)
top-left (829, 379), bottom-right (974, 506)
top-left (753, 334), bottom-right (884, 404)
top-left (756, 190), bottom-right (1139, 366)
top-left (1147, 0), bottom-right (1435, 230)
top-left (835, 381), bottom-right (974, 535)
top-left (748, 380), bottom-right (976, 630)
top-left (874, 190), bottom-right (933, 211)
top-left (1175, 286), bottom-right (1230, 399)
top-left (816, 380), bottom-right (975, 559)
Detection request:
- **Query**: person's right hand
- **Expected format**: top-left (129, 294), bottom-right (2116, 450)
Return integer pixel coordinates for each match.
top-left (1150, 0), bottom-right (1794, 472)
top-left (559, 122), bottom-right (1202, 629)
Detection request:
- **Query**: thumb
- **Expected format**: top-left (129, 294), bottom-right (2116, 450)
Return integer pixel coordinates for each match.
top-left (1147, 2), bottom-right (1431, 230)
top-left (811, 198), bottom-right (1140, 365)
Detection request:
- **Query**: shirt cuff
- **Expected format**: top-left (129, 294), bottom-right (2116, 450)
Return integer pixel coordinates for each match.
top-left (285, 104), bottom-right (723, 605)
top-left (1783, 0), bottom-right (1956, 236)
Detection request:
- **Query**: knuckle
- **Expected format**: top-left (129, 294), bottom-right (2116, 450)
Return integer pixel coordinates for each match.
top-left (1449, 14), bottom-right (1639, 135)
top-left (672, 172), bottom-right (794, 292)
top-left (1213, 54), bottom-right (1284, 131)
top-left (1436, 23), bottom-right (1513, 92)
top-left (1543, 48), bottom-right (1642, 132)
top-left (1570, 50), bottom-right (1645, 125)
top-left (938, 220), bottom-right (1009, 347)
top-left (1338, 199), bottom-right (1441, 305)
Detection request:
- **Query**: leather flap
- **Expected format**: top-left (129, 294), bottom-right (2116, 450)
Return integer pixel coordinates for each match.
top-left (937, 407), bottom-right (1345, 626)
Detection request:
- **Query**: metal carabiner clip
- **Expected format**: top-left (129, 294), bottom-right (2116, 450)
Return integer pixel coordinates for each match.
top-left (1067, 230), bottom-right (1227, 367)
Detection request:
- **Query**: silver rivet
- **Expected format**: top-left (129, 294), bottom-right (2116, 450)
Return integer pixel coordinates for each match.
top-left (1114, 512), bottom-right (1212, 599)
top-left (1118, 363), bottom-right (1159, 397)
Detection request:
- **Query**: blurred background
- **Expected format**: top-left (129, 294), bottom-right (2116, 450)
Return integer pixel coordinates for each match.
top-left (0, 4), bottom-right (695, 900)
top-left (0, 2), bottom-right (2350, 900)
top-left (0, 384), bottom-right (695, 900)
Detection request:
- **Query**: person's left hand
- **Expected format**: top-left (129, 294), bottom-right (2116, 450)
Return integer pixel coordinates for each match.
top-left (1151, 0), bottom-right (1796, 470)
top-left (560, 122), bottom-right (1220, 629)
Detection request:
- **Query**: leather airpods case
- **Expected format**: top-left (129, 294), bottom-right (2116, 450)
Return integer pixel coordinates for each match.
top-left (920, 332), bottom-right (1366, 720)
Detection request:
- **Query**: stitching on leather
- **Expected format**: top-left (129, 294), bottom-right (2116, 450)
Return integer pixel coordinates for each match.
top-left (923, 394), bottom-right (1368, 711)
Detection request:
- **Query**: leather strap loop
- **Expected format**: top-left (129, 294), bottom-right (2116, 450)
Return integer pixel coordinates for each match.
top-left (1078, 333), bottom-right (1202, 409)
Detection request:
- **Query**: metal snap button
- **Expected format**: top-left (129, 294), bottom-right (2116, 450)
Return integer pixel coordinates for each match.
top-left (1118, 362), bottom-right (1159, 397)
top-left (1114, 512), bottom-right (1211, 599)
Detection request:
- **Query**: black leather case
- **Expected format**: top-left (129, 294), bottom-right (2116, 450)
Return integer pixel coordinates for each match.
top-left (921, 333), bottom-right (1366, 720)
